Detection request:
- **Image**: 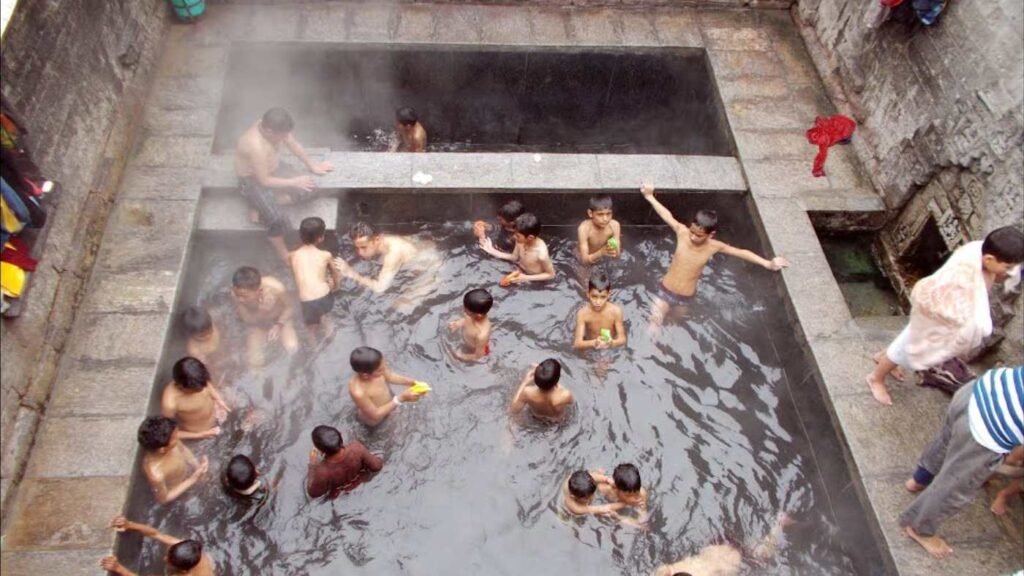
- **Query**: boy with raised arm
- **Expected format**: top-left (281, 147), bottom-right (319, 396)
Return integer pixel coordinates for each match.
top-left (99, 516), bottom-right (215, 575)
top-left (510, 359), bottom-right (574, 420)
top-left (161, 357), bottom-right (230, 438)
top-left (474, 199), bottom-right (525, 255)
top-left (563, 470), bottom-right (627, 517)
top-left (448, 288), bottom-right (494, 361)
top-left (138, 417), bottom-right (210, 505)
top-left (347, 346), bottom-right (426, 427)
top-left (333, 222), bottom-right (422, 294)
top-left (306, 425), bottom-right (384, 498)
top-left (573, 271), bottom-right (626, 351)
top-left (235, 107), bottom-right (334, 262)
top-left (389, 106), bottom-right (427, 152)
top-left (641, 182), bottom-right (788, 327)
top-left (578, 194), bottom-right (622, 264)
top-left (290, 217), bottom-right (341, 337)
top-left (231, 266), bottom-right (298, 368)
top-left (480, 212), bottom-right (556, 286)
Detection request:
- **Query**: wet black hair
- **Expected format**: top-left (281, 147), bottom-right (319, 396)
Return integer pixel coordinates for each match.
top-left (613, 463), bottom-right (641, 492)
top-left (568, 470), bottom-right (597, 499)
top-left (588, 271), bottom-right (611, 293)
top-left (396, 106), bottom-right (419, 126)
top-left (167, 539), bottom-right (203, 570)
top-left (232, 266), bottom-right (261, 290)
top-left (589, 194), bottom-right (613, 212)
top-left (534, 358), bottom-right (561, 391)
top-left (172, 357), bottom-right (209, 392)
top-left (693, 209), bottom-right (719, 234)
top-left (673, 573), bottom-right (694, 576)
top-left (312, 425), bottom-right (343, 456)
top-left (350, 346), bottom-right (383, 374)
top-left (463, 289), bottom-right (493, 315)
top-left (498, 200), bottom-right (525, 222)
top-left (982, 226), bottom-right (1024, 263)
top-left (349, 221), bottom-right (378, 241)
top-left (224, 455), bottom-right (257, 492)
top-left (514, 212), bottom-right (541, 237)
top-left (299, 217), bottom-right (326, 245)
top-left (262, 107), bottom-right (294, 133)
top-left (180, 306), bottom-right (212, 337)
top-left (137, 416), bottom-right (176, 451)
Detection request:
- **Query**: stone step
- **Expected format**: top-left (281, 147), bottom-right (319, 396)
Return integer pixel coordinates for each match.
top-left (196, 194), bottom-right (338, 232)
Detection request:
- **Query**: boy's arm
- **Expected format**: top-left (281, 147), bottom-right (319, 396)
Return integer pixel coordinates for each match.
top-left (99, 556), bottom-right (139, 576)
top-left (384, 367), bottom-right (417, 387)
top-left (516, 246), bottom-right (556, 282)
top-left (641, 182), bottom-right (683, 231)
top-left (586, 501), bottom-right (627, 515)
top-left (113, 516), bottom-right (183, 547)
top-left (284, 132), bottom-right (334, 175)
top-left (208, 383), bottom-right (230, 414)
top-left (479, 237), bottom-right (516, 260)
top-left (245, 144), bottom-right (311, 190)
top-left (346, 253), bottom-right (400, 293)
top-left (356, 442), bottom-right (385, 472)
top-left (716, 242), bottom-right (789, 271)
top-left (510, 368), bottom-right (535, 414)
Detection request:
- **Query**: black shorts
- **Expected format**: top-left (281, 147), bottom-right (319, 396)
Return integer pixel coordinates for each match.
top-left (301, 292), bottom-right (335, 325)
top-left (238, 176), bottom-right (290, 238)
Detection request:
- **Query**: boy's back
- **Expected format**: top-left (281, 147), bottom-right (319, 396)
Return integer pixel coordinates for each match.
top-left (522, 386), bottom-right (573, 419)
top-left (290, 244), bottom-right (333, 302)
top-left (161, 384), bottom-right (216, 433)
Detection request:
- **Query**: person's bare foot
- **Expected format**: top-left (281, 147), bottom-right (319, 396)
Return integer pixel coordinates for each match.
top-left (866, 374), bottom-right (893, 405)
top-left (873, 351), bottom-right (905, 381)
top-left (991, 492), bottom-right (1011, 516)
top-left (905, 477), bottom-right (926, 493)
top-left (903, 525), bottom-right (953, 559)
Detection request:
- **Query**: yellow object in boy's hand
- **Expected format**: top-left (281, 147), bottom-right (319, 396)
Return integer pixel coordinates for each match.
top-left (410, 381), bottom-right (432, 395)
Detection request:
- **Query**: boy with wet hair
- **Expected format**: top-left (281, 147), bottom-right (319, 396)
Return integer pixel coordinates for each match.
top-left (307, 424), bottom-right (384, 498)
top-left (334, 221), bottom-right (425, 294)
top-left (99, 516), bottom-right (215, 575)
top-left (448, 288), bottom-right (494, 361)
top-left (510, 358), bottom-right (574, 420)
top-left (181, 306), bottom-right (226, 378)
top-left (161, 357), bottom-right (230, 437)
top-left (866, 226), bottom-right (1024, 405)
top-left (389, 106), bottom-right (427, 152)
top-left (641, 181), bottom-right (788, 328)
top-left (563, 470), bottom-right (627, 516)
top-left (475, 199), bottom-right (525, 254)
top-left (290, 217), bottom-right (341, 337)
top-left (573, 271), bottom-right (626, 351)
top-left (223, 454), bottom-right (266, 502)
top-left (578, 194), bottom-right (622, 264)
top-left (138, 416), bottom-right (209, 505)
top-left (481, 212), bottom-right (556, 285)
top-left (597, 463), bottom-right (649, 519)
top-left (347, 346), bottom-right (426, 426)
top-left (235, 107), bottom-right (335, 262)
top-left (231, 266), bottom-right (298, 368)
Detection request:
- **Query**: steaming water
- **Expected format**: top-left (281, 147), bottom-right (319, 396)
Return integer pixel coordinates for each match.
top-left (130, 225), bottom-right (865, 575)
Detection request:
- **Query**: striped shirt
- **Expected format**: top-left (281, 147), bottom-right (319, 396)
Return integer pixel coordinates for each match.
top-left (968, 366), bottom-right (1024, 454)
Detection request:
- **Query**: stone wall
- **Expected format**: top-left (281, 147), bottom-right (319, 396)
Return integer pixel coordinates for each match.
top-left (0, 0), bottom-right (169, 517)
top-left (208, 0), bottom-right (796, 8)
top-left (794, 0), bottom-right (1024, 363)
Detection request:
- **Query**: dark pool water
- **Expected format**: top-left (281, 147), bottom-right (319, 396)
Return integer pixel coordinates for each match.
top-left (126, 224), bottom-right (873, 575)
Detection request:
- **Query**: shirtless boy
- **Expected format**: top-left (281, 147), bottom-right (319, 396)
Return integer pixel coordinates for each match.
top-left (563, 470), bottom-right (627, 517)
top-left (223, 454), bottom-right (268, 504)
top-left (480, 212), bottom-right (556, 285)
top-left (137, 416), bottom-right (209, 504)
top-left (334, 222), bottom-right (425, 294)
top-left (475, 199), bottom-right (524, 255)
top-left (181, 306), bottom-right (226, 378)
top-left (641, 182), bottom-right (788, 327)
top-left (578, 194), bottom-right (622, 264)
top-left (306, 425), bottom-right (384, 498)
top-left (596, 463), bottom-right (648, 522)
top-left (652, 513), bottom-right (794, 575)
top-left (161, 357), bottom-right (229, 437)
top-left (448, 288), bottom-right (493, 361)
top-left (389, 106), bottom-right (427, 152)
top-left (99, 516), bottom-right (215, 576)
top-left (347, 346), bottom-right (425, 427)
top-left (290, 217), bottom-right (341, 336)
top-left (510, 359), bottom-right (574, 420)
top-left (235, 107), bottom-right (334, 262)
top-left (231, 266), bottom-right (298, 368)
top-left (573, 271), bottom-right (626, 351)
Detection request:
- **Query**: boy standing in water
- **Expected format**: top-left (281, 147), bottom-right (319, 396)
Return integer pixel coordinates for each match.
top-left (448, 288), bottom-right (493, 361)
top-left (577, 194), bottom-right (622, 264)
top-left (161, 357), bottom-right (230, 437)
top-left (481, 212), bottom-right (556, 285)
top-left (641, 182), bottom-right (788, 328)
top-left (231, 266), bottom-right (298, 368)
top-left (100, 516), bottom-right (215, 576)
top-left (510, 359), bottom-right (574, 420)
top-left (563, 470), bottom-right (627, 517)
top-left (290, 217), bottom-right (341, 337)
top-left (389, 106), bottom-right (427, 152)
top-left (181, 306), bottom-right (226, 378)
top-left (348, 346), bottom-right (426, 427)
top-left (138, 416), bottom-right (210, 505)
top-left (475, 199), bottom-right (525, 255)
top-left (573, 271), bottom-right (626, 351)
top-left (306, 425), bottom-right (384, 498)
top-left (596, 463), bottom-right (648, 521)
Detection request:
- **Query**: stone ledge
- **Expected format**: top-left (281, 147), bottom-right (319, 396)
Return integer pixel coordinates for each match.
top-left (3, 476), bottom-right (127, 551)
top-left (24, 416), bottom-right (139, 479)
top-left (197, 194), bottom-right (339, 232)
top-left (1, 548), bottom-right (113, 576)
top-left (63, 313), bottom-right (170, 365)
top-left (47, 363), bottom-right (155, 419)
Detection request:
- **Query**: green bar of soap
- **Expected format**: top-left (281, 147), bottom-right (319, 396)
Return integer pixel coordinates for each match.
top-left (599, 328), bottom-right (612, 342)
top-left (606, 237), bottom-right (619, 250)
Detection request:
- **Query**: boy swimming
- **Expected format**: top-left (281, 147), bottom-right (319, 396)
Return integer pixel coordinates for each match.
top-left (389, 106), bottom-right (427, 152)
top-left (448, 288), bottom-right (493, 361)
top-left (573, 271), bottom-right (626, 351)
top-left (510, 359), bottom-right (574, 420)
top-left (231, 266), bottom-right (298, 368)
top-left (347, 346), bottom-right (426, 427)
top-left (138, 416), bottom-right (210, 505)
top-left (334, 221), bottom-right (428, 294)
top-left (290, 217), bottom-right (341, 337)
top-left (641, 182), bottom-right (788, 328)
top-left (160, 357), bottom-right (230, 437)
top-left (480, 212), bottom-right (556, 285)
top-left (577, 194), bottom-right (622, 264)
top-left (563, 470), bottom-right (627, 517)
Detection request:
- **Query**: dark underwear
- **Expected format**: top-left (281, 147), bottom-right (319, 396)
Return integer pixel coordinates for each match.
top-left (301, 292), bottom-right (335, 325)
top-left (656, 282), bottom-right (693, 307)
top-left (238, 176), bottom-right (289, 238)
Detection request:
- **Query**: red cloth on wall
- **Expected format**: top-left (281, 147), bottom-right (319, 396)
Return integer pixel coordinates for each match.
top-left (806, 114), bottom-right (856, 177)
